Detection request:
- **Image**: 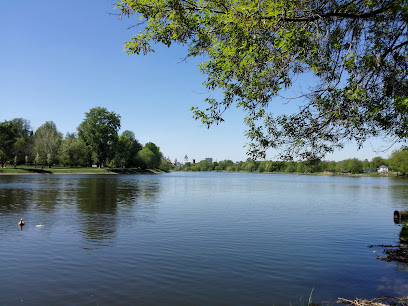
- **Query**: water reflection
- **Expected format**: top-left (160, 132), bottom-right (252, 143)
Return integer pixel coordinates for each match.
top-left (0, 187), bottom-right (32, 213)
top-left (76, 177), bottom-right (120, 214)
top-left (31, 177), bottom-right (63, 212)
top-left (75, 177), bottom-right (119, 246)
top-left (74, 176), bottom-right (160, 246)
top-left (3, 173), bottom-right (408, 304)
top-left (0, 175), bottom-right (161, 244)
top-left (389, 178), bottom-right (408, 211)
top-left (378, 276), bottom-right (408, 296)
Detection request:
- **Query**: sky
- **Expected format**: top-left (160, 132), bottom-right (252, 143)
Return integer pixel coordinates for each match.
top-left (0, 1), bottom-right (400, 162)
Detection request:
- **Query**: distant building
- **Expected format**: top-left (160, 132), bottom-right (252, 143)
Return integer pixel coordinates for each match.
top-left (205, 157), bottom-right (213, 163)
top-left (377, 165), bottom-right (389, 173)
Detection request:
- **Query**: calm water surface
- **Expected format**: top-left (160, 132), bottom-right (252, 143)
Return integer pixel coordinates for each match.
top-left (1, 172), bottom-right (408, 305)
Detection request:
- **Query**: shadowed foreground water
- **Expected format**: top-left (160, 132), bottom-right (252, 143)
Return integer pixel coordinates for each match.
top-left (1, 172), bottom-right (408, 305)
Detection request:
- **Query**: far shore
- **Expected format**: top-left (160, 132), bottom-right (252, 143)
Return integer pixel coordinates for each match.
top-left (0, 167), bottom-right (164, 175)
top-left (0, 172), bottom-right (117, 175)
top-left (0, 168), bottom-right (400, 177)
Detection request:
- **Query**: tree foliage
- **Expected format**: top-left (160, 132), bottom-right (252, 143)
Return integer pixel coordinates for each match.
top-left (176, 155), bottom-right (392, 174)
top-left (34, 121), bottom-right (62, 167)
top-left (113, 133), bottom-right (133, 168)
top-left (0, 118), bottom-right (33, 164)
top-left (389, 147), bottom-right (408, 174)
top-left (60, 135), bottom-right (89, 167)
top-left (144, 142), bottom-right (163, 168)
top-left (0, 121), bottom-right (17, 162)
top-left (117, 130), bottom-right (143, 167)
top-left (137, 142), bottom-right (164, 169)
top-left (137, 147), bottom-right (156, 169)
top-left (117, 0), bottom-right (408, 160)
top-left (0, 112), bottom-right (165, 170)
top-left (78, 107), bottom-right (121, 168)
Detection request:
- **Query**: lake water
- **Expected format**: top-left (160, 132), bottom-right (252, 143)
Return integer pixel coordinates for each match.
top-left (1, 172), bottom-right (408, 305)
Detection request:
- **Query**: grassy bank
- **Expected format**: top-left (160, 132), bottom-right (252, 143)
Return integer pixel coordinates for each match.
top-left (0, 166), bottom-right (164, 174)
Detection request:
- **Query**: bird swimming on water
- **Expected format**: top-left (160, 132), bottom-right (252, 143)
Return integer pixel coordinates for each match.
top-left (18, 218), bottom-right (24, 226)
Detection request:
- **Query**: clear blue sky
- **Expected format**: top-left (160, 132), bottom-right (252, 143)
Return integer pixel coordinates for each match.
top-left (0, 1), bottom-right (398, 162)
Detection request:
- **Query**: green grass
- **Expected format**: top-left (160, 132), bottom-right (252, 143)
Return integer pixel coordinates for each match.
top-left (49, 167), bottom-right (107, 173)
top-left (0, 168), bottom-right (36, 173)
top-left (0, 166), bottom-right (107, 174)
top-left (0, 166), bottom-right (165, 174)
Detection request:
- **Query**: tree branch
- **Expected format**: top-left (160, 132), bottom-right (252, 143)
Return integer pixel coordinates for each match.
top-left (265, 4), bottom-right (392, 23)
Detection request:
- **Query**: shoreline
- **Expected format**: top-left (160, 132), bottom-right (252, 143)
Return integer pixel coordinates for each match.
top-left (0, 169), bottom-right (398, 177)
top-left (173, 170), bottom-right (398, 178)
top-left (0, 172), bottom-right (118, 175)
top-left (0, 168), bottom-right (162, 175)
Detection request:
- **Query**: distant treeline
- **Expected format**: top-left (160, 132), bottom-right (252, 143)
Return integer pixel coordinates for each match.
top-left (3, 108), bottom-right (408, 174)
top-left (0, 107), bottom-right (170, 171)
top-left (177, 150), bottom-right (408, 175)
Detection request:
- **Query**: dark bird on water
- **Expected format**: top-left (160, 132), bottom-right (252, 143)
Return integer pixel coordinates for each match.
top-left (18, 218), bottom-right (24, 226)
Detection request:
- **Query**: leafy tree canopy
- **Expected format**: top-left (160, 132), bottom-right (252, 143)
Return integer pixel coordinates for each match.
top-left (117, 0), bottom-right (408, 160)
top-left (144, 142), bottom-right (163, 168)
top-left (389, 146), bottom-right (408, 173)
top-left (116, 130), bottom-right (143, 167)
top-left (0, 121), bottom-right (17, 161)
top-left (78, 107), bottom-right (121, 168)
top-left (137, 147), bottom-right (156, 169)
top-left (0, 118), bottom-right (33, 162)
top-left (60, 137), bottom-right (89, 167)
top-left (113, 133), bottom-right (133, 168)
top-left (34, 121), bottom-right (62, 166)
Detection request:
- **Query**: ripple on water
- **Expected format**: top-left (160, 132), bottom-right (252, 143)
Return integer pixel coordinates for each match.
top-left (0, 173), bottom-right (407, 304)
